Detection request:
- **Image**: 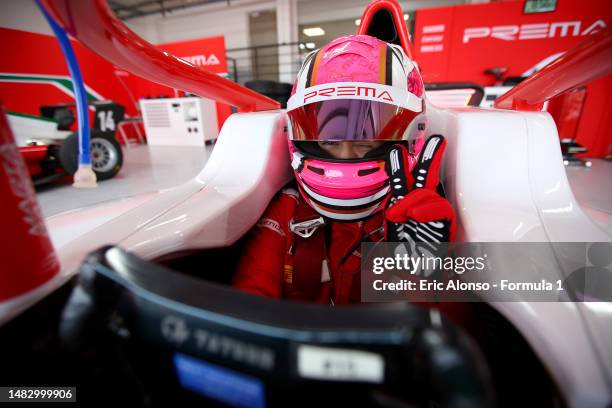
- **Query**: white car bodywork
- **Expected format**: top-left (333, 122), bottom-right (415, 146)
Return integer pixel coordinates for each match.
top-left (4, 101), bottom-right (612, 406)
top-left (426, 85), bottom-right (513, 109)
top-left (427, 105), bottom-right (612, 407)
top-left (8, 113), bottom-right (71, 146)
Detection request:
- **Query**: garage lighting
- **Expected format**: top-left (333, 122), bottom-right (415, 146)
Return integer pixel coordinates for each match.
top-left (303, 27), bottom-right (325, 37)
top-left (299, 42), bottom-right (316, 50)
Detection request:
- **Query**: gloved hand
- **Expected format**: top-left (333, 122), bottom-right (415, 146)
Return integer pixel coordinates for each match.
top-left (384, 135), bottom-right (456, 250)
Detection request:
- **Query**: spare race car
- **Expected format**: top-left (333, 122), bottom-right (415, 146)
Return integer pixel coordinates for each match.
top-left (9, 100), bottom-right (124, 186)
top-left (1, 1), bottom-right (611, 407)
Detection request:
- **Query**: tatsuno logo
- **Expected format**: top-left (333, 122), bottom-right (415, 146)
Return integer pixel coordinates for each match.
top-left (182, 54), bottom-right (220, 66)
top-left (463, 19), bottom-right (607, 43)
top-left (304, 86), bottom-right (393, 104)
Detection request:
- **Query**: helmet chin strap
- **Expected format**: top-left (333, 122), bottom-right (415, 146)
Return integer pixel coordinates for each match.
top-left (305, 196), bottom-right (384, 222)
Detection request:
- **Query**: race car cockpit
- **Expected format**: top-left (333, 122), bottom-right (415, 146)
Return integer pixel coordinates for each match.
top-left (4, 1), bottom-right (610, 407)
top-left (55, 245), bottom-right (494, 407)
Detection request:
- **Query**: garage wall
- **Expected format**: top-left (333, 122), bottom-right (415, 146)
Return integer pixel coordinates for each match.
top-left (126, 0), bottom-right (277, 49)
top-left (298, 0), bottom-right (464, 25)
top-left (0, 0), bottom-right (468, 50)
top-left (0, 0), bottom-right (465, 84)
top-left (125, 0), bottom-right (468, 47)
top-left (0, 0), bottom-right (51, 35)
top-left (123, 0), bottom-right (467, 83)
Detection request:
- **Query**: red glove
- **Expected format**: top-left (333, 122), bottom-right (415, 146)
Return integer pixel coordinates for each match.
top-left (384, 135), bottom-right (456, 246)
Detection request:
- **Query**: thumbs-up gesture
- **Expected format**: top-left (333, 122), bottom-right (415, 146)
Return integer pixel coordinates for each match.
top-left (384, 135), bottom-right (456, 250)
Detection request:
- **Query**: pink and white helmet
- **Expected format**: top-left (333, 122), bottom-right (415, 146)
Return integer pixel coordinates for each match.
top-left (286, 34), bottom-right (426, 221)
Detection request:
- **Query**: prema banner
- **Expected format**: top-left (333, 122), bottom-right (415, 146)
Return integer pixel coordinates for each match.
top-left (413, 0), bottom-right (611, 85)
top-left (159, 36), bottom-right (228, 75)
top-left (413, 0), bottom-right (612, 157)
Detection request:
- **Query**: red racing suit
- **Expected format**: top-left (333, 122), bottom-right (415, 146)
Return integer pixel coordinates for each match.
top-left (233, 137), bottom-right (456, 306)
top-left (232, 187), bottom-right (384, 305)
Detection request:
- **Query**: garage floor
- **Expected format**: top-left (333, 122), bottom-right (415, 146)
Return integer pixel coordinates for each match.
top-left (37, 146), bottom-right (612, 237)
top-left (37, 145), bottom-right (213, 217)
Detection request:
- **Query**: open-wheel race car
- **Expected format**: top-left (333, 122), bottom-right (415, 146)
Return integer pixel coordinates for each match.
top-left (1, 1), bottom-right (611, 407)
top-left (9, 101), bottom-right (124, 186)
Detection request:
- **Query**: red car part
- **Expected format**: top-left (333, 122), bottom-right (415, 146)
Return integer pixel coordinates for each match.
top-left (357, 0), bottom-right (415, 59)
top-left (494, 28), bottom-right (612, 111)
top-left (20, 145), bottom-right (50, 177)
top-left (0, 107), bottom-right (60, 301)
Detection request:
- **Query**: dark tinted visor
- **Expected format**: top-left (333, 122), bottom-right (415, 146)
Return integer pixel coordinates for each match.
top-left (287, 99), bottom-right (420, 141)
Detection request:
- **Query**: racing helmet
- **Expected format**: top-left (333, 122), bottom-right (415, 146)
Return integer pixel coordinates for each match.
top-left (286, 34), bottom-right (426, 221)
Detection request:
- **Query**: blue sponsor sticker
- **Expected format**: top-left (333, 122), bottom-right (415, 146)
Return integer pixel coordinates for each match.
top-left (173, 353), bottom-right (266, 408)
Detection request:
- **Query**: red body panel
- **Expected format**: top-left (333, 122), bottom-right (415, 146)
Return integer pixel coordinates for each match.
top-left (494, 29), bottom-right (612, 111)
top-left (20, 145), bottom-right (50, 177)
top-left (357, 0), bottom-right (414, 58)
top-left (0, 107), bottom-right (59, 301)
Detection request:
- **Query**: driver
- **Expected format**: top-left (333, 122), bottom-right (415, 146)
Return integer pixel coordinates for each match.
top-left (232, 35), bottom-right (455, 304)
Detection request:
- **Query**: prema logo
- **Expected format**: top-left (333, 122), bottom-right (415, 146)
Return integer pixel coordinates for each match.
top-left (182, 54), bottom-right (221, 66)
top-left (463, 19), bottom-right (607, 43)
top-left (304, 86), bottom-right (393, 104)
top-left (288, 82), bottom-right (421, 111)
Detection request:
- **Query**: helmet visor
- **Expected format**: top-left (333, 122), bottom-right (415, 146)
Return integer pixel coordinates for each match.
top-left (287, 99), bottom-right (420, 141)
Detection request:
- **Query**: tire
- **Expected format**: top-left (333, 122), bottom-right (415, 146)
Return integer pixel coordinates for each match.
top-left (59, 130), bottom-right (123, 181)
top-left (58, 133), bottom-right (79, 175)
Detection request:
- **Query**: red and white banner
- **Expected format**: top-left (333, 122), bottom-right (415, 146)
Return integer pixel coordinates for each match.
top-left (414, 0), bottom-right (611, 85)
top-left (0, 28), bottom-right (231, 131)
top-left (159, 36), bottom-right (228, 75)
top-left (413, 0), bottom-right (612, 157)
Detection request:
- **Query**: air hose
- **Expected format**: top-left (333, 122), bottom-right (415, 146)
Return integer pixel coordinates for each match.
top-left (36, 0), bottom-right (97, 187)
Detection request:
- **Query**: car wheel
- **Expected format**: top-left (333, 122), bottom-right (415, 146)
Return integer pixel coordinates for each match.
top-left (90, 132), bottom-right (123, 180)
top-left (59, 131), bottom-right (123, 181)
top-left (58, 133), bottom-right (79, 175)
